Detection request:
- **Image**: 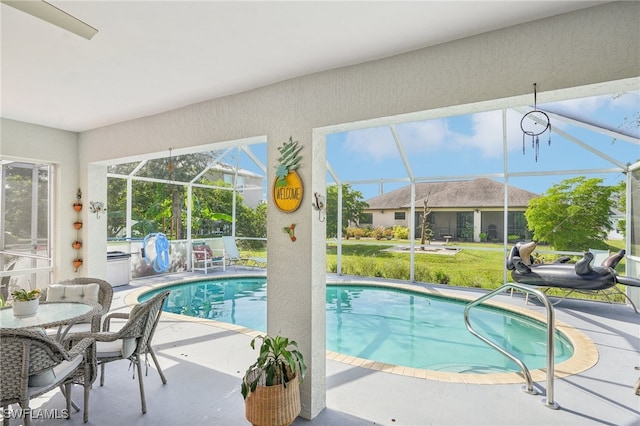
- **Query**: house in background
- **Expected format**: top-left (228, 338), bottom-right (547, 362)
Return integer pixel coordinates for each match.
top-left (362, 178), bottom-right (539, 242)
top-left (207, 162), bottom-right (265, 208)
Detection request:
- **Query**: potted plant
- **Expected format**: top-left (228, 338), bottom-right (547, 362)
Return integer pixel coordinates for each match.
top-left (241, 334), bottom-right (307, 426)
top-left (11, 287), bottom-right (42, 318)
top-left (73, 258), bottom-right (83, 271)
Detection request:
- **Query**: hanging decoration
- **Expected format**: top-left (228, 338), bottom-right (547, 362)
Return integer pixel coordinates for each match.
top-left (273, 137), bottom-right (304, 212)
top-left (89, 201), bottom-right (106, 218)
top-left (283, 224), bottom-right (297, 242)
top-left (520, 83), bottom-right (551, 162)
top-left (73, 189), bottom-right (83, 272)
top-left (141, 232), bottom-right (171, 273)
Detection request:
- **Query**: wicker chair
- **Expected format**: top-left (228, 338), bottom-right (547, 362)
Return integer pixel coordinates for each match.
top-left (40, 277), bottom-right (114, 333)
top-left (0, 328), bottom-right (96, 425)
top-left (68, 289), bottom-right (170, 414)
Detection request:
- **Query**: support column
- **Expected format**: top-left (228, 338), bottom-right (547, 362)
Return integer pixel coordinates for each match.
top-left (473, 209), bottom-right (482, 242)
top-left (84, 164), bottom-right (108, 279)
top-left (266, 132), bottom-right (326, 419)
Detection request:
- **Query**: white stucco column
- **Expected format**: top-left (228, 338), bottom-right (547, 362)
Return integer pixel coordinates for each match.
top-left (266, 132), bottom-right (326, 419)
top-left (473, 210), bottom-right (482, 242)
top-left (83, 164), bottom-right (108, 279)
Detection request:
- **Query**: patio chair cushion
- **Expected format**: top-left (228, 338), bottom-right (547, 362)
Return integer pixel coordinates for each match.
top-left (46, 283), bottom-right (100, 304)
top-left (28, 356), bottom-right (83, 389)
top-left (193, 244), bottom-right (223, 261)
top-left (96, 338), bottom-right (137, 358)
top-left (95, 301), bottom-right (142, 358)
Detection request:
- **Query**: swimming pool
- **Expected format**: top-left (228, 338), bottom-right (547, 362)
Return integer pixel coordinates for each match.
top-left (139, 277), bottom-right (575, 374)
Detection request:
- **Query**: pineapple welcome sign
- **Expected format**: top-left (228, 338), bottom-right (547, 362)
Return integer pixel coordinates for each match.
top-left (274, 137), bottom-right (304, 212)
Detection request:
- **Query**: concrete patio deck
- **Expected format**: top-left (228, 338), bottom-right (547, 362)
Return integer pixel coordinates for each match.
top-left (16, 270), bottom-right (640, 425)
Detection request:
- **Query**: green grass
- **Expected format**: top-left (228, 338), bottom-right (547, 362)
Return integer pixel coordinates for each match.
top-left (243, 238), bottom-right (629, 302)
top-left (326, 242), bottom-right (506, 289)
top-left (323, 239), bottom-right (629, 303)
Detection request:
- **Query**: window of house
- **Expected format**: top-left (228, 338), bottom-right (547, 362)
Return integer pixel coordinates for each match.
top-left (394, 212), bottom-right (405, 220)
top-left (360, 213), bottom-right (373, 224)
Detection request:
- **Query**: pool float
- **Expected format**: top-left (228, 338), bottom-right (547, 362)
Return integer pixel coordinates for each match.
top-left (506, 241), bottom-right (640, 312)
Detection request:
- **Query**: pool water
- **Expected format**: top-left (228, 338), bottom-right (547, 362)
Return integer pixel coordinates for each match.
top-left (140, 277), bottom-right (573, 373)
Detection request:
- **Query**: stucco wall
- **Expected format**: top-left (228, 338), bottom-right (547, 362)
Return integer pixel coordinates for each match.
top-left (1, 118), bottom-right (80, 281)
top-left (2, 2), bottom-right (639, 419)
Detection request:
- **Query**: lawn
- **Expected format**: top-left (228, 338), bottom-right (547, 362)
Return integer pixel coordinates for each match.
top-left (324, 239), bottom-right (628, 302)
top-left (241, 238), bottom-right (627, 301)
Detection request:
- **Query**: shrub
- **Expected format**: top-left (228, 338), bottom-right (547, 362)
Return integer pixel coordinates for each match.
top-left (373, 226), bottom-right (386, 240)
top-left (393, 225), bottom-right (409, 240)
top-left (352, 228), bottom-right (364, 239)
top-left (384, 228), bottom-right (394, 239)
top-left (362, 227), bottom-right (373, 238)
top-left (433, 270), bottom-right (450, 284)
top-left (345, 227), bottom-right (356, 239)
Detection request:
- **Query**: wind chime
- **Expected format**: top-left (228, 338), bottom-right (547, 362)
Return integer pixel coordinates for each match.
top-left (520, 83), bottom-right (552, 162)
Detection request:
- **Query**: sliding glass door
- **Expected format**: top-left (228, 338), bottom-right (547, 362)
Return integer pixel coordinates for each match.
top-left (1, 160), bottom-right (53, 298)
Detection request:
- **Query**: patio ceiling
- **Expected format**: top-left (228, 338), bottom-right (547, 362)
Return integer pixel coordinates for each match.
top-left (0, 1), bottom-right (608, 133)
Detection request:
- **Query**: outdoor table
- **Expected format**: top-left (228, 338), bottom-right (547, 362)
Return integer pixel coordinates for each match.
top-left (0, 301), bottom-right (101, 341)
top-left (0, 301), bottom-right (101, 412)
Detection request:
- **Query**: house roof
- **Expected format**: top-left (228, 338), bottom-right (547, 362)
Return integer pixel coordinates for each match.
top-left (365, 178), bottom-right (539, 210)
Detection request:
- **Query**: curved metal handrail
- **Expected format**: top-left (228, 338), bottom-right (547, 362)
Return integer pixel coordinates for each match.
top-left (464, 282), bottom-right (559, 410)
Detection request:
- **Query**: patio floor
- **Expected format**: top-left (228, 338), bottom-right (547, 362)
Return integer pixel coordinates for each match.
top-left (17, 269), bottom-right (640, 425)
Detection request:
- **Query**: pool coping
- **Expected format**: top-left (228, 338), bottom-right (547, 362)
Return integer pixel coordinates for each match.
top-left (125, 275), bottom-right (598, 385)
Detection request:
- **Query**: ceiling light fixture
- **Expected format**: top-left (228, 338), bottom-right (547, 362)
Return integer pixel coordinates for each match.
top-left (2, 0), bottom-right (98, 40)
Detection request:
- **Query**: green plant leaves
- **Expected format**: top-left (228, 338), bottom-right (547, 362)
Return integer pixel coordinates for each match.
top-left (241, 334), bottom-right (307, 400)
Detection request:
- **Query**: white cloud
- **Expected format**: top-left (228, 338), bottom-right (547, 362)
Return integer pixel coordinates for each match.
top-left (343, 126), bottom-right (397, 163)
top-left (342, 90), bottom-right (637, 164)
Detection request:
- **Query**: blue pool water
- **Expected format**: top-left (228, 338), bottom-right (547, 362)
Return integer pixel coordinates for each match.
top-left (139, 277), bottom-right (573, 373)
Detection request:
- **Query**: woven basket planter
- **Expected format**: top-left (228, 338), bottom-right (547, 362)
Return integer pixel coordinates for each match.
top-left (245, 375), bottom-right (300, 426)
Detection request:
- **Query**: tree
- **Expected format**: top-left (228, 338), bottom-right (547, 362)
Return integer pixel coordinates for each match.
top-left (236, 201), bottom-right (267, 249)
top-left (107, 152), bottom-right (266, 240)
top-left (326, 184), bottom-right (369, 238)
top-left (525, 177), bottom-right (617, 251)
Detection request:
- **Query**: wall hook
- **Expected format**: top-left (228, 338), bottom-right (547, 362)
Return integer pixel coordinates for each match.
top-left (313, 192), bottom-right (326, 222)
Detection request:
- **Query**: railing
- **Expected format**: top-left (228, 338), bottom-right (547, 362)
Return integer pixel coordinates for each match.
top-left (464, 282), bottom-right (559, 410)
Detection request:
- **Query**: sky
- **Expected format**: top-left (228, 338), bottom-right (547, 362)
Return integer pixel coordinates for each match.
top-left (221, 90), bottom-right (639, 202)
top-left (326, 90), bottom-right (639, 200)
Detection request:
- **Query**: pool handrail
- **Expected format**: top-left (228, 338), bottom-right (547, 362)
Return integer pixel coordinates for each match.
top-left (464, 282), bottom-right (559, 410)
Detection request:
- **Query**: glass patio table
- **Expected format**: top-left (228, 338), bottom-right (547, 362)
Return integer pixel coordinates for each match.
top-left (0, 301), bottom-right (101, 340)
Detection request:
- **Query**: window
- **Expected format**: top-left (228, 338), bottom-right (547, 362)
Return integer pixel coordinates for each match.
top-left (360, 213), bottom-right (373, 225)
top-left (394, 212), bottom-right (405, 220)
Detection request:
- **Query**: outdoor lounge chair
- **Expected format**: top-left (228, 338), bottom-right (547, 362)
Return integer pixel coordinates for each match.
top-left (192, 241), bottom-right (225, 273)
top-left (222, 236), bottom-right (267, 269)
top-left (0, 328), bottom-right (96, 425)
top-left (507, 242), bottom-right (640, 312)
top-left (67, 290), bottom-right (171, 414)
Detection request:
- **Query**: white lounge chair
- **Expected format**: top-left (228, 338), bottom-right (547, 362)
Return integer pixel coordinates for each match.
top-left (222, 236), bottom-right (267, 269)
top-left (192, 241), bottom-right (225, 273)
